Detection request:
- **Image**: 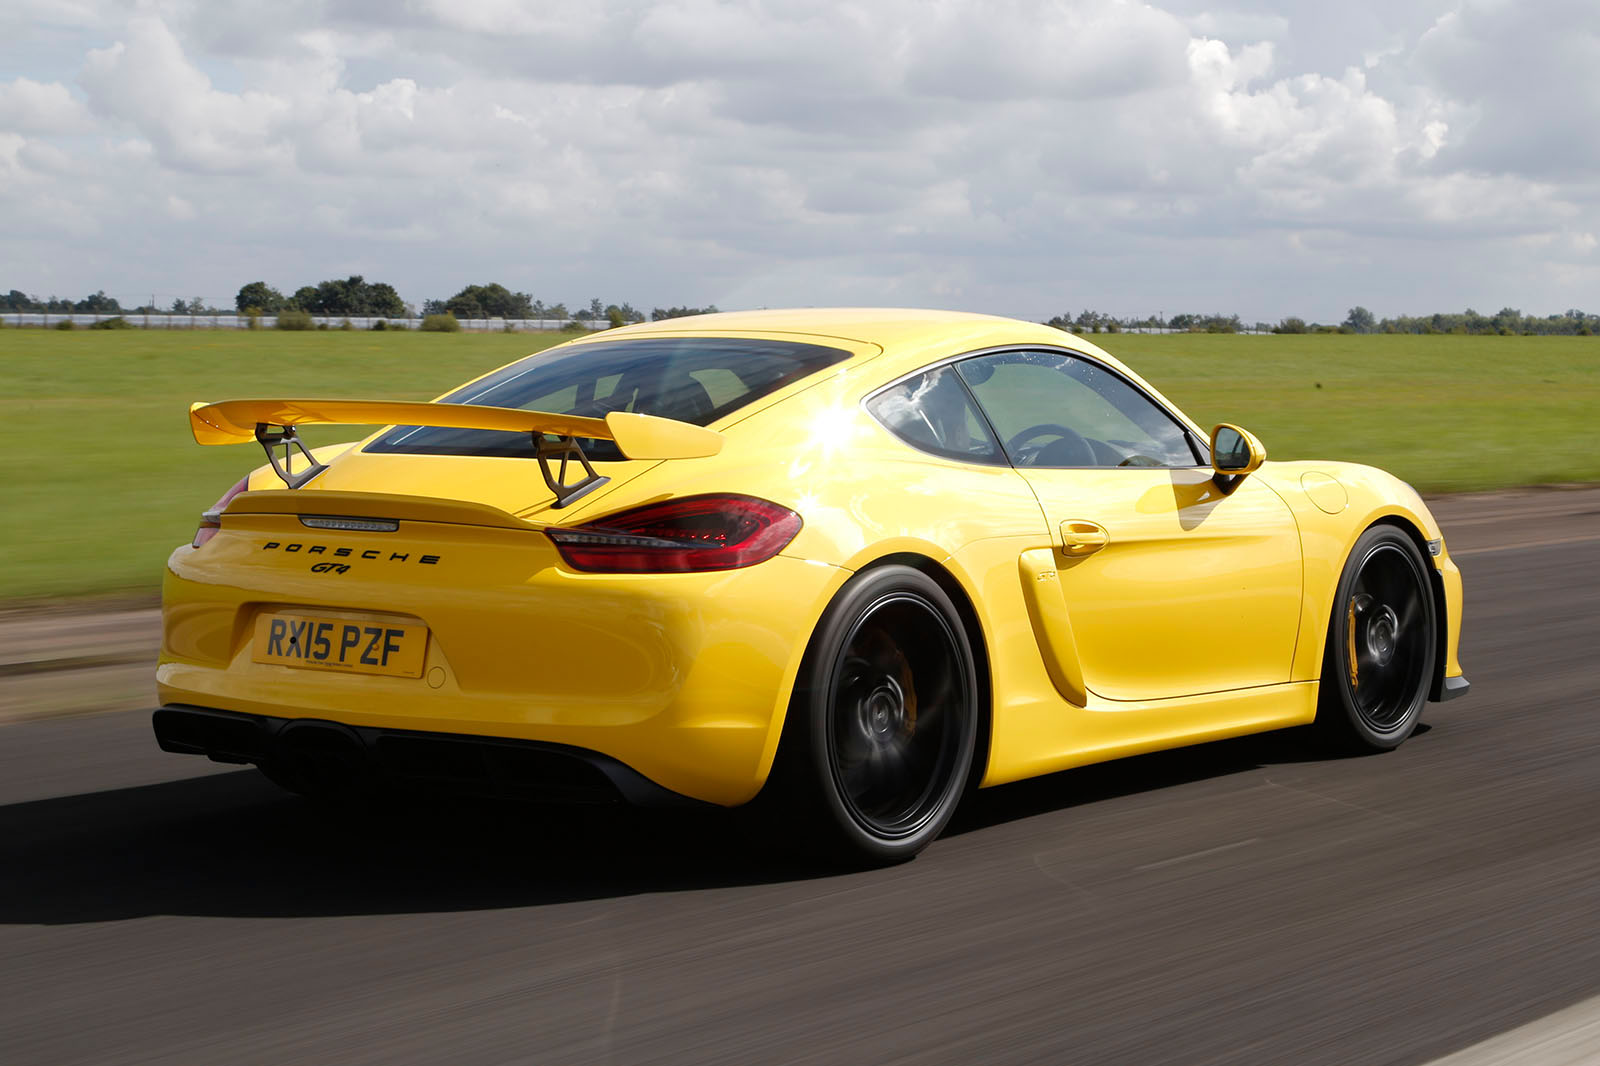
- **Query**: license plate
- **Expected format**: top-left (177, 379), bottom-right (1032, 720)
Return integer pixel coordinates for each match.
top-left (252, 613), bottom-right (428, 678)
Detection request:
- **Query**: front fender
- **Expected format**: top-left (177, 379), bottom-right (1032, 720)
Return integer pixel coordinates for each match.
top-left (1256, 461), bottom-right (1460, 686)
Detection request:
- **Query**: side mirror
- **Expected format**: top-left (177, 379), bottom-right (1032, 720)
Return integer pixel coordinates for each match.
top-left (1210, 424), bottom-right (1266, 478)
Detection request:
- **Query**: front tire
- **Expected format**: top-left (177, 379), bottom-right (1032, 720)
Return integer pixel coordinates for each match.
top-left (770, 565), bottom-right (979, 864)
top-left (1315, 526), bottom-right (1437, 751)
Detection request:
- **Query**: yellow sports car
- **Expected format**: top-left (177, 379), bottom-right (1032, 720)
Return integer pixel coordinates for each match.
top-left (154, 309), bottom-right (1468, 862)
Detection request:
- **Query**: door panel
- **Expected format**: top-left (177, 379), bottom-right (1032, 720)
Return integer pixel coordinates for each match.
top-left (1018, 467), bottom-right (1302, 702)
top-left (953, 347), bottom-right (1302, 703)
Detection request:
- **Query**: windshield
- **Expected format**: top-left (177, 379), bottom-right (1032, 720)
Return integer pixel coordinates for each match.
top-left (367, 336), bottom-right (850, 461)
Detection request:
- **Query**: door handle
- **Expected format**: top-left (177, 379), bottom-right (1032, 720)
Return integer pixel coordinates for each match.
top-left (1060, 520), bottom-right (1109, 556)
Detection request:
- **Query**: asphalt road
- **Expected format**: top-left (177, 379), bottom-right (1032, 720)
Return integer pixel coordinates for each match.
top-left (3, 490), bottom-right (1598, 1065)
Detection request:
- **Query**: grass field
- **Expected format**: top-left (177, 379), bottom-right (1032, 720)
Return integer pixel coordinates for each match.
top-left (2, 328), bottom-right (1596, 600)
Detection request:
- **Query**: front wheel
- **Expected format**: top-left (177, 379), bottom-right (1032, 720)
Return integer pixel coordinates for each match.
top-left (1315, 526), bottom-right (1437, 751)
top-left (768, 565), bottom-right (979, 864)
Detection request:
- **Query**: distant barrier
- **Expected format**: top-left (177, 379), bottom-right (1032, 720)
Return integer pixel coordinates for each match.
top-left (0, 313), bottom-right (608, 332)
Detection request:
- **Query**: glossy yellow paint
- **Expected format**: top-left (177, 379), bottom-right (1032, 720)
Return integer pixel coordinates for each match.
top-left (159, 498), bottom-right (851, 806)
top-left (158, 309), bottom-right (1466, 805)
top-left (1210, 423), bottom-right (1267, 475)
top-left (1014, 467), bottom-right (1302, 701)
top-left (191, 398), bottom-right (722, 460)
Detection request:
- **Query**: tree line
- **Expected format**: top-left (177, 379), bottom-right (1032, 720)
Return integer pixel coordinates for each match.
top-left (7, 283), bottom-right (1594, 336)
top-left (3, 290), bottom-right (128, 314)
top-left (0, 279), bottom-right (718, 323)
top-left (3, 289), bottom-right (243, 315)
top-left (418, 286), bottom-right (718, 326)
top-left (1047, 306), bottom-right (1598, 336)
top-left (235, 278), bottom-right (721, 325)
top-left (236, 277), bottom-right (406, 317)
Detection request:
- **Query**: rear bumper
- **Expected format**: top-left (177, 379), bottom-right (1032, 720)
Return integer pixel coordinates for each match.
top-left (158, 529), bottom-right (852, 806)
top-left (153, 704), bottom-right (707, 807)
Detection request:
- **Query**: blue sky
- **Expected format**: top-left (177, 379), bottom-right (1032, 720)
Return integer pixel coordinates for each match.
top-left (1, 0), bottom-right (1595, 321)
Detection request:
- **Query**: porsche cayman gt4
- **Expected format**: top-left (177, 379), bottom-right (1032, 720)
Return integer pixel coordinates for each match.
top-left (154, 309), bottom-right (1468, 862)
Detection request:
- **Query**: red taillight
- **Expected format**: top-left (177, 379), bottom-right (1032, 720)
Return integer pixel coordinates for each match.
top-left (192, 476), bottom-right (251, 548)
top-left (547, 494), bottom-right (802, 573)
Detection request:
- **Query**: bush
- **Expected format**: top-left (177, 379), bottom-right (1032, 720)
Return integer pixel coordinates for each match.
top-left (54, 319), bottom-right (75, 330)
top-left (89, 316), bottom-right (133, 330)
top-left (316, 323), bottom-right (330, 331)
top-left (245, 309), bottom-right (262, 330)
top-left (420, 312), bottom-right (461, 333)
top-left (338, 318), bottom-right (355, 331)
top-left (370, 319), bottom-right (388, 331)
top-left (560, 319), bottom-right (587, 333)
top-left (276, 309), bottom-right (314, 331)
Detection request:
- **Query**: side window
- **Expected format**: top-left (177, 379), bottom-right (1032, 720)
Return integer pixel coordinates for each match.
top-left (956, 350), bottom-right (1199, 468)
top-left (866, 366), bottom-right (1005, 465)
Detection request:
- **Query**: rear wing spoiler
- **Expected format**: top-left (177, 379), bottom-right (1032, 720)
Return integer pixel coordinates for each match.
top-left (189, 398), bottom-right (722, 506)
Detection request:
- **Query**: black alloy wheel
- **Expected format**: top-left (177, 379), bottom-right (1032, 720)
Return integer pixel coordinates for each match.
top-left (771, 565), bottom-right (979, 863)
top-left (1316, 526), bottom-right (1437, 751)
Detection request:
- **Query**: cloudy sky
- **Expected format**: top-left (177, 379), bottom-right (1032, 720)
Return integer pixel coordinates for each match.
top-left (1, 0), bottom-right (1595, 321)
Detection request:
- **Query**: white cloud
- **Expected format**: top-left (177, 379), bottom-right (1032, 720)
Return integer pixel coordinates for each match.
top-left (0, 0), bottom-right (1595, 320)
top-left (0, 78), bottom-right (95, 134)
top-left (79, 16), bottom-right (293, 173)
top-left (1412, 0), bottom-right (1600, 177)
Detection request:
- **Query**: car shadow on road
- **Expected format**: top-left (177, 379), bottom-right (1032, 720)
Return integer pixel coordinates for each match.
top-left (0, 723), bottom-right (1423, 925)
top-left (0, 768), bottom-right (831, 924)
top-left (948, 723), bottom-right (1429, 837)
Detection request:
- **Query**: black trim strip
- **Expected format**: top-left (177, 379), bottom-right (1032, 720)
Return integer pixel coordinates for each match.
top-left (151, 705), bottom-right (707, 808)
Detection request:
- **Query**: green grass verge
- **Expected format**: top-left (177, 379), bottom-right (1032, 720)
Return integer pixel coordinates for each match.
top-left (1, 329), bottom-right (1595, 600)
top-left (1, 330), bottom-right (575, 601)
top-left (1097, 334), bottom-right (1599, 492)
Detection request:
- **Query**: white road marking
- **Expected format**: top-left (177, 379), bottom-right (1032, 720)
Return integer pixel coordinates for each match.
top-left (1134, 837), bottom-right (1262, 871)
top-left (1421, 993), bottom-right (1600, 1065)
top-left (1264, 776), bottom-right (1426, 829)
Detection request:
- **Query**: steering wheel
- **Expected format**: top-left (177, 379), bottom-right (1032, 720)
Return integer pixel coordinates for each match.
top-left (1004, 423), bottom-right (1095, 467)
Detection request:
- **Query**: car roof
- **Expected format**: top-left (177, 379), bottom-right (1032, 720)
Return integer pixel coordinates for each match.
top-left (559, 307), bottom-right (1204, 439)
top-left (596, 307), bottom-right (1068, 351)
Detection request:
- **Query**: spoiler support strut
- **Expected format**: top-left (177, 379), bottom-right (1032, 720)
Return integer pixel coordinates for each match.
top-left (534, 433), bottom-right (609, 508)
top-left (251, 419), bottom-right (608, 504)
top-left (252, 416), bottom-right (608, 502)
top-left (255, 423), bottom-right (328, 490)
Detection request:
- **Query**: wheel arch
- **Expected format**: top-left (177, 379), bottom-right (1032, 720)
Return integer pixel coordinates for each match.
top-left (1358, 515), bottom-right (1451, 702)
top-left (860, 552), bottom-right (994, 789)
top-left (756, 550), bottom-right (993, 803)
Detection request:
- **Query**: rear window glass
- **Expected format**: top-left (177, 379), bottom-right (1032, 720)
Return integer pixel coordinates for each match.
top-left (367, 337), bottom-right (850, 462)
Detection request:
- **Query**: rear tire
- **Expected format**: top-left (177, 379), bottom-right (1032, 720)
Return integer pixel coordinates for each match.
top-left (765, 565), bottom-right (979, 865)
top-left (1315, 526), bottom-right (1437, 752)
